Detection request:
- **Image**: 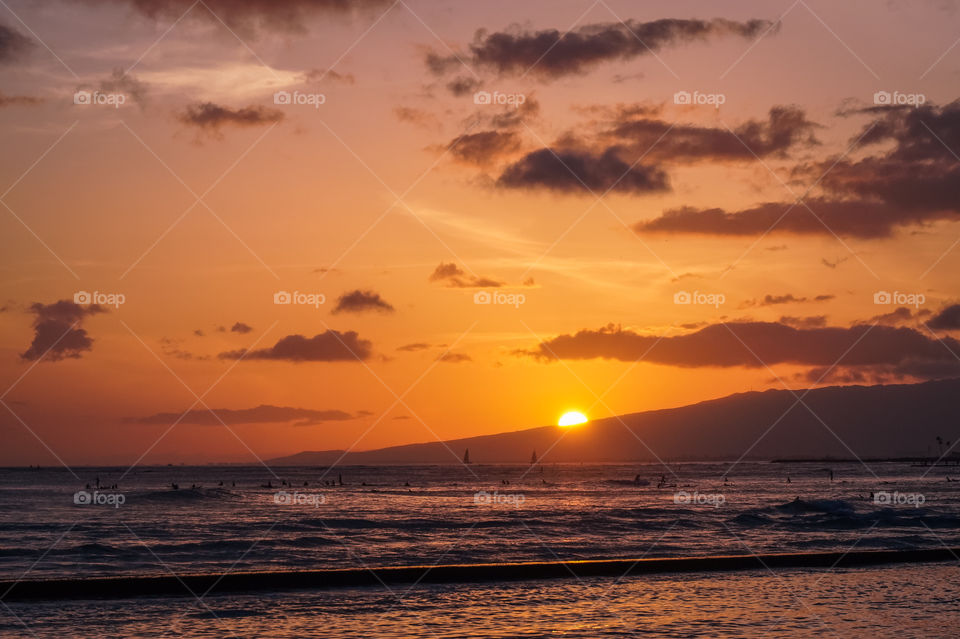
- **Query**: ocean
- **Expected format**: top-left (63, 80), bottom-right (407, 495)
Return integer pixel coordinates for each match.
top-left (1, 462), bottom-right (959, 636)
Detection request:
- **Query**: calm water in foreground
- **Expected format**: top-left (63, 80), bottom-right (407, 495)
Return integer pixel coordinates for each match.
top-left (3, 564), bottom-right (959, 637)
top-left (1, 462), bottom-right (959, 636)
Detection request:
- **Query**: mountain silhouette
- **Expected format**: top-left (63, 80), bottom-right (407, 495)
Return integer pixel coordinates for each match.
top-left (269, 379), bottom-right (960, 464)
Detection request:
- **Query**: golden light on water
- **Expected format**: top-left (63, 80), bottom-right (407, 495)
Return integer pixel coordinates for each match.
top-left (558, 411), bottom-right (588, 427)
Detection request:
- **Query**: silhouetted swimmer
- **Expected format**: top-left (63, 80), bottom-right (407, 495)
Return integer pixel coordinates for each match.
top-left (828, 469), bottom-right (834, 482)
top-left (171, 482), bottom-right (179, 490)
top-left (218, 481), bottom-right (223, 487)
top-left (404, 481), bottom-right (410, 487)
top-left (787, 476), bottom-right (791, 484)
top-left (338, 474), bottom-right (343, 486)
top-left (304, 481), bottom-right (309, 486)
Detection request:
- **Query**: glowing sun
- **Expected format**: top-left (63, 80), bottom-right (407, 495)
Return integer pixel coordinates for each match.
top-left (558, 411), bottom-right (588, 427)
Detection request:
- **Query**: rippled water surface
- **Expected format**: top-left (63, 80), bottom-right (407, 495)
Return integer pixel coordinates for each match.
top-left (2, 463), bottom-right (959, 636)
top-left (3, 563), bottom-right (959, 638)
top-left (1, 462), bottom-right (958, 579)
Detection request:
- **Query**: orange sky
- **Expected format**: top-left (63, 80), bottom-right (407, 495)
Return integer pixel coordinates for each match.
top-left (1, 0), bottom-right (960, 464)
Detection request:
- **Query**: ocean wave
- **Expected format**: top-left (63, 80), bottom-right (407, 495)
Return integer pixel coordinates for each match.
top-left (131, 487), bottom-right (241, 503)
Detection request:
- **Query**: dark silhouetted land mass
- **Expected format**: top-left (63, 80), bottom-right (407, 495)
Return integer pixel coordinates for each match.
top-left (270, 378), bottom-right (960, 464)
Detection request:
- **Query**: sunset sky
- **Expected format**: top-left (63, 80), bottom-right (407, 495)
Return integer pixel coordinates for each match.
top-left (2, 0), bottom-right (960, 465)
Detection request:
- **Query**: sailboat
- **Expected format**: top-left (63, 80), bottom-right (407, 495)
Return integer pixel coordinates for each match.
top-left (463, 448), bottom-right (471, 464)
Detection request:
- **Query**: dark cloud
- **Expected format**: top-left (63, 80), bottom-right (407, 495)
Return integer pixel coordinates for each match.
top-left (21, 300), bottom-right (106, 362)
top-left (81, 0), bottom-right (393, 34)
top-left (178, 102), bottom-right (283, 132)
top-left (488, 96), bottom-right (540, 129)
top-left (220, 330), bottom-right (372, 362)
top-left (130, 404), bottom-right (360, 426)
top-left (608, 106), bottom-right (819, 163)
top-left (332, 290), bottom-right (394, 314)
top-left (441, 98), bottom-right (538, 165)
top-left (230, 322), bottom-right (253, 334)
top-left (928, 303), bottom-right (960, 330)
top-left (397, 342), bottom-right (431, 352)
top-left (742, 293), bottom-right (834, 308)
top-left (0, 92), bottom-right (42, 107)
top-left (428, 262), bottom-right (504, 288)
top-left (822, 256), bottom-right (851, 269)
top-left (497, 147), bottom-right (669, 194)
top-left (446, 76), bottom-right (482, 97)
top-left (517, 321), bottom-right (960, 381)
top-left (638, 102), bottom-right (960, 238)
top-left (437, 352), bottom-right (471, 363)
top-left (429, 18), bottom-right (775, 80)
top-left (0, 23), bottom-right (32, 63)
top-left (635, 198), bottom-right (907, 238)
top-left (449, 130), bottom-right (521, 166)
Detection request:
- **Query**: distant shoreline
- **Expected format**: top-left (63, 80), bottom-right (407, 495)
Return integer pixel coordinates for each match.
top-left (4, 457), bottom-right (960, 469)
top-left (3, 547), bottom-right (958, 601)
top-left (771, 457), bottom-right (960, 465)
